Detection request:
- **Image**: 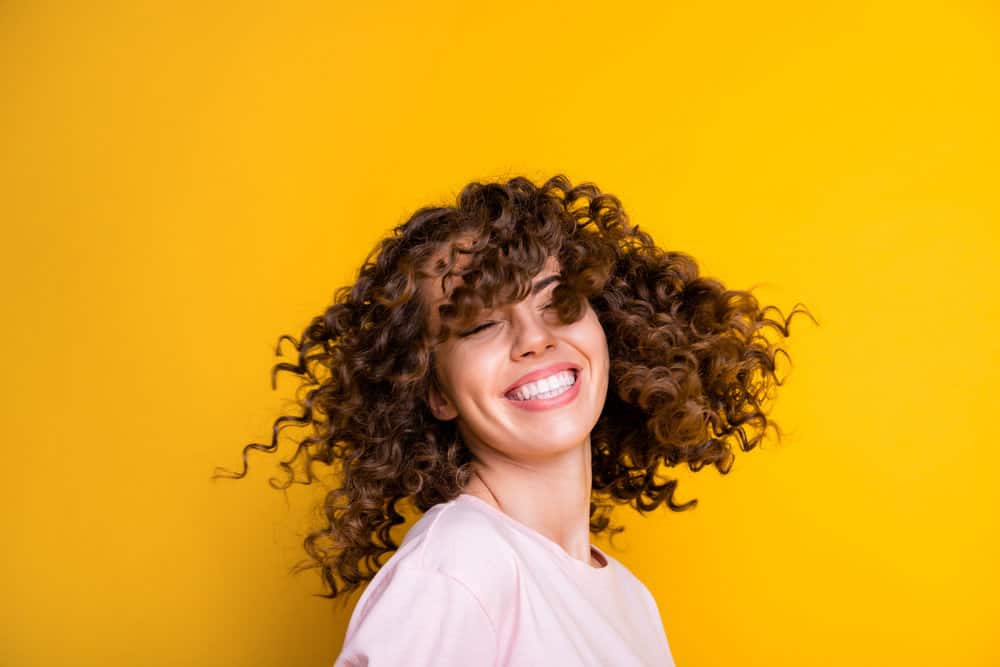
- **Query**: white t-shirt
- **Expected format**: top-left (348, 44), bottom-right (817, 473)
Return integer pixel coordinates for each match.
top-left (335, 493), bottom-right (675, 666)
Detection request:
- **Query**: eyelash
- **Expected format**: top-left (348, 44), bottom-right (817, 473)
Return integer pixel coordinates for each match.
top-left (459, 301), bottom-right (555, 337)
top-left (461, 322), bottom-right (495, 337)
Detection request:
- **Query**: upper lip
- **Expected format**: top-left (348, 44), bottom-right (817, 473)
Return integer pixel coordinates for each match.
top-left (504, 362), bottom-right (581, 395)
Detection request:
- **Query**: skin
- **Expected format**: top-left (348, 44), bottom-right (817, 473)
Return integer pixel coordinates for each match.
top-left (421, 250), bottom-right (611, 568)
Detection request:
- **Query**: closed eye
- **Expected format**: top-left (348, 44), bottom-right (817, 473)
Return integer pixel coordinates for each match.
top-left (538, 281), bottom-right (558, 312)
top-left (458, 321), bottom-right (497, 337)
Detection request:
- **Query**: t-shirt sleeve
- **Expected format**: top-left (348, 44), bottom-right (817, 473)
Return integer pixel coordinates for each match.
top-left (334, 565), bottom-right (498, 667)
top-left (639, 583), bottom-right (676, 664)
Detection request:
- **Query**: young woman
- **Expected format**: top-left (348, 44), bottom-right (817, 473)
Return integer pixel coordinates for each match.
top-left (218, 175), bottom-right (810, 665)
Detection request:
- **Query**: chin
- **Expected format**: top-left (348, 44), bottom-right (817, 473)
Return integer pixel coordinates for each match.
top-left (524, 427), bottom-right (594, 455)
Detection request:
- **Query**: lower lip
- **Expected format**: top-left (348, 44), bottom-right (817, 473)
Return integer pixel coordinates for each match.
top-left (504, 372), bottom-right (582, 412)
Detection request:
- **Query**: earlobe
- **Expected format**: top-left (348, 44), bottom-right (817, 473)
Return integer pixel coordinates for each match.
top-left (427, 379), bottom-right (459, 421)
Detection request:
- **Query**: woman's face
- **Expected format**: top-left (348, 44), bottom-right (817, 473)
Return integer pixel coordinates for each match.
top-left (422, 253), bottom-right (611, 462)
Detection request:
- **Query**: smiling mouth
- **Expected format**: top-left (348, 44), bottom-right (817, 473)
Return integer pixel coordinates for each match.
top-left (505, 370), bottom-right (578, 401)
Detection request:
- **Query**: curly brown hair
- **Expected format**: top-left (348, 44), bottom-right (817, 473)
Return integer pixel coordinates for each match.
top-left (214, 174), bottom-right (814, 603)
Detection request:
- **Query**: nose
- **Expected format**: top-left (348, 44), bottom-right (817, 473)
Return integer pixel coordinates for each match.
top-left (509, 304), bottom-right (557, 360)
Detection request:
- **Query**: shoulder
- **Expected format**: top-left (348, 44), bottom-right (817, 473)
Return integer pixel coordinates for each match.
top-left (400, 496), bottom-right (520, 592)
top-left (355, 497), bottom-right (521, 619)
top-left (336, 498), bottom-right (517, 666)
top-left (337, 563), bottom-right (498, 666)
top-left (600, 549), bottom-right (663, 614)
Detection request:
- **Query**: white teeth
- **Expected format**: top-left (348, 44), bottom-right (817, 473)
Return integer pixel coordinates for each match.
top-left (508, 370), bottom-right (577, 401)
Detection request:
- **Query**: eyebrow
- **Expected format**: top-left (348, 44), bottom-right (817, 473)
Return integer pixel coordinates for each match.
top-left (531, 274), bottom-right (561, 295)
top-left (433, 273), bottom-right (562, 318)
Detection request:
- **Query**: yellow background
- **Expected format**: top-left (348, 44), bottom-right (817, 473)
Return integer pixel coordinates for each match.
top-left (3, 2), bottom-right (998, 666)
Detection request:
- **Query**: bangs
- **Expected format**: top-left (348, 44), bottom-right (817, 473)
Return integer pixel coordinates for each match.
top-left (422, 223), bottom-right (588, 343)
top-left (403, 178), bottom-right (618, 344)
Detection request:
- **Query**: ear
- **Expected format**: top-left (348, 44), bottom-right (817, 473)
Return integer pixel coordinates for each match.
top-left (427, 377), bottom-right (459, 421)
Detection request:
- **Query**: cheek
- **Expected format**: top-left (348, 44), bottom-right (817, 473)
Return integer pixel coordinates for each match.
top-left (444, 344), bottom-right (504, 396)
top-left (584, 322), bottom-right (611, 388)
top-left (579, 311), bottom-right (609, 355)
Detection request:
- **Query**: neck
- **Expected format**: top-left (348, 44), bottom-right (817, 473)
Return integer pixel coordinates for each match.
top-left (462, 437), bottom-right (596, 566)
